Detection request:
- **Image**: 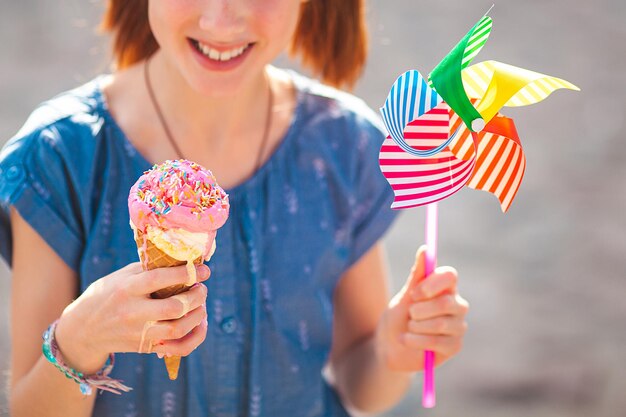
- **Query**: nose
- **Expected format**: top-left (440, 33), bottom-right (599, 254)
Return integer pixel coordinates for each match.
top-left (198, 0), bottom-right (247, 39)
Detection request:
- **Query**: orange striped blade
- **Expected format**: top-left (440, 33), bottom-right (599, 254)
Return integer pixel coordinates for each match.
top-left (465, 115), bottom-right (525, 212)
top-left (448, 99), bottom-right (478, 161)
top-left (446, 107), bottom-right (525, 212)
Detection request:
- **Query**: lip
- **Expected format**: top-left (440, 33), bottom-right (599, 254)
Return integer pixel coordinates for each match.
top-left (187, 38), bottom-right (254, 72)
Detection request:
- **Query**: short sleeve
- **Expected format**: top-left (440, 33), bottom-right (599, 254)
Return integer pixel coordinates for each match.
top-left (0, 123), bottom-right (84, 271)
top-left (347, 110), bottom-right (400, 266)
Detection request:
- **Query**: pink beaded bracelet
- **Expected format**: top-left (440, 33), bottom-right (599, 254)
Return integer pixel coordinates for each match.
top-left (42, 319), bottom-right (132, 395)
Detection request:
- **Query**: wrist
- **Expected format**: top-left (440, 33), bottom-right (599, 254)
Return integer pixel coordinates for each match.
top-left (43, 320), bottom-right (132, 395)
top-left (55, 313), bottom-right (109, 374)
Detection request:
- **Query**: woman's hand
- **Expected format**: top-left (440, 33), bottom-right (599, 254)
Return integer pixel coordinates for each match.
top-left (375, 246), bottom-right (469, 372)
top-left (54, 263), bottom-right (210, 374)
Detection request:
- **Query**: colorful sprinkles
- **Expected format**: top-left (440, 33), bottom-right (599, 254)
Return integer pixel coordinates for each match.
top-left (135, 160), bottom-right (228, 217)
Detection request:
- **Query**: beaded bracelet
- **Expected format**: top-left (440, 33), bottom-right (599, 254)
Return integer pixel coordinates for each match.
top-left (42, 319), bottom-right (132, 395)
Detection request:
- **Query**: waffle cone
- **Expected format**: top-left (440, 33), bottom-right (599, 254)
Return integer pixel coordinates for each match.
top-left (134, 228), bottom-right (204, 380)
top-left (163, 355), bottom-right (182, 380)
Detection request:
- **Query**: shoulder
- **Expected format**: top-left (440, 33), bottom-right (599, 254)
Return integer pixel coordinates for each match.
top-left (282, 70), bottom-right (396, 205)
top-left (0, 76), bottom-right (113, 209)
top-left (289, 70), bottom-right (385, 138)
top-left (15, 78), bottom-right (104, 136)
top-left (286, 71), bottom-right (387, 181)
top-left (10, 76), bottom-right (107, 147)
top-left (1, 77), bottom-right (108, 179)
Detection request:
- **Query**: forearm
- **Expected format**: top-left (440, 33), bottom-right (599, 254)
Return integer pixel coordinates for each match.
top-left (331, 333), bottom-right (414, 414)
top-left (10, 355), bottom-right (97, 417)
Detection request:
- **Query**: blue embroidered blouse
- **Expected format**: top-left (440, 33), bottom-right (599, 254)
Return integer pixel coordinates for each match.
top-left (0, 71), bottom-right (399, 417)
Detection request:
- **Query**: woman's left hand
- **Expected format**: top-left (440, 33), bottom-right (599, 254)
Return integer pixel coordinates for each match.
top-left (376, 246), bottom-right (469, 372)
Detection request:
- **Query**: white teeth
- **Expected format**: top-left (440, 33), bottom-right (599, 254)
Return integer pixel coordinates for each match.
top-left (196, 41), bottom-right (248, 62)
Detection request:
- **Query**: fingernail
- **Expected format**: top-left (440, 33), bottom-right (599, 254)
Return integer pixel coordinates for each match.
top-left (196, 265), bottom-right (210, 280)
top-left (157, 352), bottom-right (164, 359)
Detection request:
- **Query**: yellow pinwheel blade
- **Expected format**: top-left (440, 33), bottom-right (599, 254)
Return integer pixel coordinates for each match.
top-left (462, 60), bottom-right (580, 123)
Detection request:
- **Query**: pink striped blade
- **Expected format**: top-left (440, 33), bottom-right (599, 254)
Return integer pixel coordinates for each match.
top-left (379, 102), bottom-right (475, 210)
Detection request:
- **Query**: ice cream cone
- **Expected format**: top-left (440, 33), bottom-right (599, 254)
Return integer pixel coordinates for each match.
top-left (133, 228), bottom-right (205, 379)
top-left (163, 356), bottom-right (182, 380)
top-left (128, 160), bottom-right (230, 382)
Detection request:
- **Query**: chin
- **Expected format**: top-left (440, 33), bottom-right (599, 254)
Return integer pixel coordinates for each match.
top-left (190, 75), bottom-right (257, 98)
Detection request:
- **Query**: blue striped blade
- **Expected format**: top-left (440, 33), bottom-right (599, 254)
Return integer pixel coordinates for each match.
top-left (380, 70), bottom-right (449, 157)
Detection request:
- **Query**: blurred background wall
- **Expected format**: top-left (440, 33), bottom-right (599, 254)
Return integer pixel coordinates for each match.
top-left (1, 0), bottom-right (625, 416)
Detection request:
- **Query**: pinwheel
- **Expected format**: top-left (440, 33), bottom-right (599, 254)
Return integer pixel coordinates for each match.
top-left (378, 9), bottom-right (579, 408)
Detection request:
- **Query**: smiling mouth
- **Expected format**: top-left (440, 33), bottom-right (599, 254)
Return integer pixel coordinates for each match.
top-left (190, 39), bottom-right (253, 62)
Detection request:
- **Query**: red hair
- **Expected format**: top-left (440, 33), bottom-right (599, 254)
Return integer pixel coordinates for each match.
top-left (100, 0), bottom-right (367, 89)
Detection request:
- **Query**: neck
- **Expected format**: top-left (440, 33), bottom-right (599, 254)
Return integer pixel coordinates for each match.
top-left (147, 50), bottom-right (270, 151)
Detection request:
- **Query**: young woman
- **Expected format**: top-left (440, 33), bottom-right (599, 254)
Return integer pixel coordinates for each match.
top-left (1, 1), bottom-right (469, 416)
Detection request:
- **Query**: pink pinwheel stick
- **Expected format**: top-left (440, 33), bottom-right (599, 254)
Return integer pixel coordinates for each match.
top-left (423, 202), bottom-right (438, 408)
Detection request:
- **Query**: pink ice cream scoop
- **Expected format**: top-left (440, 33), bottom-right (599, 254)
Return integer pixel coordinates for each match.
top-left (128, 159), bottom-right (230, 262)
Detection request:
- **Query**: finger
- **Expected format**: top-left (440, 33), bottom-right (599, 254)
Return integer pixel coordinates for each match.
top-left (122, 262), bottom-right (144, 274)
top-left (400, 333), bottom-right (463, 357)
top-left (407, 316), bottom-right (468, 336)
top-left (147, 283), bottom-right (208, 320)
top-left (146, 304), bottom-right (207, 345)
top-left (408, 294), bottom-right (469, 321)
top-left (128, 264), bottom-right (211, 295)
top-left (154, 318), bottom-right (208, 358)
top-left (400, 246), bottom-right (427, 303)
top-left (411, 267), bottom-right (458, 301)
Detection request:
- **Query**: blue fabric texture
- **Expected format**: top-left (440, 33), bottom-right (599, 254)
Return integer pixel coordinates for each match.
top-left (0, 71), bottom-right (399, 417)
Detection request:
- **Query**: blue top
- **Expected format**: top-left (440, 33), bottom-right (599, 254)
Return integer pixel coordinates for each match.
top-left (0, 71), bottom-right (399, 417)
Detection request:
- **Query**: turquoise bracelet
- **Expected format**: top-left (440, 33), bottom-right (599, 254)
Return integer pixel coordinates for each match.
top-left (42, 319), bottom-right (132, 395)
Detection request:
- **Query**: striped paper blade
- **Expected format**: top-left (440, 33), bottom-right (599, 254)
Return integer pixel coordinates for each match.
top-left (380, 70), bottom-right (445, 157)
top-left (449, 110), bottom-right (526, 212)
top-left (461, 15), bottom-right (493, 69)
top-left (428, 14), bottom-right (493, 131)
top-left (379, 102), bottom-right (475, 210)
top-left (448, 99), bottom-right (479, 161)
top-left (462, 60), bottom-right (581, 108)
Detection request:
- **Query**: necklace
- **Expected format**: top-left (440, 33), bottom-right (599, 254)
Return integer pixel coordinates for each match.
top-left (144, 56), bottom-right (274, 172)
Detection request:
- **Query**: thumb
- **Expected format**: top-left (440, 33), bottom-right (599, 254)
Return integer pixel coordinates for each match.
top-left (400, 245), bottom-right (427, 303)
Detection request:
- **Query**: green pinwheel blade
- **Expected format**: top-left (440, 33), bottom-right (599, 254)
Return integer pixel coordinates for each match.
top-left (429, 14), bottom-right (492, 131)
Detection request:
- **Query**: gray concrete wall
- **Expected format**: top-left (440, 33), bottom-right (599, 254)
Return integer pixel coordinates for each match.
top-left (1, 1), bottom-right (625, 416)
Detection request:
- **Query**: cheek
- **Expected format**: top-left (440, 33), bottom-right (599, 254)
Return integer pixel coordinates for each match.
top-left (255, 0), bottom-right (302, 48)
top-left (148, 1), bottom-right (196, 48)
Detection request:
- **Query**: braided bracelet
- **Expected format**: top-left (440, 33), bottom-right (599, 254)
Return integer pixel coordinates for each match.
top-left (42, 319), bottom-right (132, 395)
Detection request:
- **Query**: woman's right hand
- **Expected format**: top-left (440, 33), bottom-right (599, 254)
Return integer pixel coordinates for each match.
top-left (54, 262), bottom-right (210, 374)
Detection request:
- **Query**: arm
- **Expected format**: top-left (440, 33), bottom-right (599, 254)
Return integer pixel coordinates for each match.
top-left (8, 207), bottom-right (210, 417)
top-left (9, 207), bottom-right (97, 417)
top-left (328, 242), bottom-right (412, 414)
top-left (329, 243), bottom-right (469, 414)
